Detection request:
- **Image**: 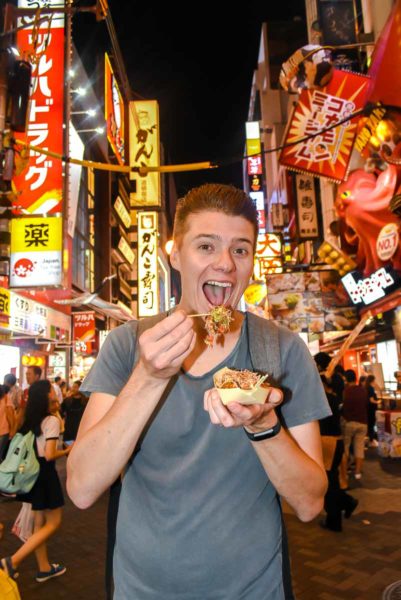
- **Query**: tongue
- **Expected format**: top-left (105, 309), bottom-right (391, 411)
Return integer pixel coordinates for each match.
top-left (203, 284), bottom-right (225, 306)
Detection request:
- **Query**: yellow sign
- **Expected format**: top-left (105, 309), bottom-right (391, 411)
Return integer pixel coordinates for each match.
top-left (244, 282), bottom-right (267, 305)
top-left (138, 211), bottom-right (159, 317)
top-left (0, 287), bottom-right (10, 320)
top-left (114, 196), bottom-right (131, 229)
top-left (10, 216), bottom-right (62, 287)
top-left (129, 100), bottom-right (160, 207)
top-left (118, 236), bottom-right (135, 265)
top-left (11, 216), bottom-right (62, 253)
top-left (254, 233), bottom-right (283, 280)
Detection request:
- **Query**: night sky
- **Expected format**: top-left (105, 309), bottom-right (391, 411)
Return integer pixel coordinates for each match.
top-left (74, 1), bottom-right (306, 196)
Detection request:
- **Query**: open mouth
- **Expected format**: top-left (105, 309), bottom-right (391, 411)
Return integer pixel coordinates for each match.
top-left (202, 281), bottom-right (233, 307)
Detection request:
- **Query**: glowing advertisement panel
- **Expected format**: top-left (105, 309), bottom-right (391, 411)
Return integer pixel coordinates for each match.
top-left (129, 101), bottom-right (160, 206)
top-left (14, 0), bottom-right (65, 214)
top-left (105, 53), bottom-right (125, 165)
top-left (10, 216), bottom-right (62, 287)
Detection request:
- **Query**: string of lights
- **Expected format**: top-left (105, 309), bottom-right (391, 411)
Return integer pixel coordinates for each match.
top-left (11, 104), bottom-right (368, 175)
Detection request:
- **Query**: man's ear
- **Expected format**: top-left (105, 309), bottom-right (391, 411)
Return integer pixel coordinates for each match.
top-left (169, 242), bottom-right (181, 271)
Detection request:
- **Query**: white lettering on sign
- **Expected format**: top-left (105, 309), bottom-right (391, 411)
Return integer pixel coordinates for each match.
top-left (342, 267), bottom-right (395, 305)
top-left (376, 223), bottom-right (399, 262)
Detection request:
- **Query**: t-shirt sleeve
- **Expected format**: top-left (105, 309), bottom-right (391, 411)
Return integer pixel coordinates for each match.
top-left (277, 327), bottom-right (331, 429)
top-left (43, 415), bottom-right (60, 440)
top-left (80, 321), bottom-right (137, 398)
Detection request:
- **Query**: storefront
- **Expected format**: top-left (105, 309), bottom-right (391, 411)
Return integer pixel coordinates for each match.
top-left (0, 290), bottom-right (71, 386)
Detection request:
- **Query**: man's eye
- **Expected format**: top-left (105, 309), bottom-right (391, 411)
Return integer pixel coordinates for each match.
top-left (233, 248), bottom-right (248, 256)
top-left (199, 244), bottom-right (213, 251)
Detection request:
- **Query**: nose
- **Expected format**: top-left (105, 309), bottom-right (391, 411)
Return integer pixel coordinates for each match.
top-left (212, 248), bottom-right (235, 272)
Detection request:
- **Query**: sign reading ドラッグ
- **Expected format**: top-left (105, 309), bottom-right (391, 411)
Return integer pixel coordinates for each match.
top-left (14, 0), bottom-right (65, 214)
top-left (10, 216), bottom-right (62, 287)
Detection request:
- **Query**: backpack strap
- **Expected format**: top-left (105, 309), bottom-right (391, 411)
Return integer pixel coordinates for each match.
top-left (246, 312), bottom-right (281, 382)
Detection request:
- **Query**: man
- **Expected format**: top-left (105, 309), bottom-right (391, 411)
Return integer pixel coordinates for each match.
top-left (61, 381), bottom-right (88, 443)
top-left (53, 376), bottom-right (64, 405)
top-left (68, 184), bottom-right (330, 599)
top-left (3, 374), bottom-right (23, 414)
top-left (21, 366), bottom-right (42, 411)
top-left (342, 369), bottom-right (369, 480)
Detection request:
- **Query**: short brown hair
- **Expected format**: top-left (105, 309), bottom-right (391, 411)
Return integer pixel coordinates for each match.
top-left (173, 183), bottom-right (259, 246)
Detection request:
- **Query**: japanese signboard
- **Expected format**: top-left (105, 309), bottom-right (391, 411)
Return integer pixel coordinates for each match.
top-left (105, 53), bottom-right (125, 165)
top-left (247, 156), bottom-right (262, 175)
top-left (295, 174), bottom-right (319, 239)
top-left (266, 271), bottom-right (358, 334)
top-left (117, 236), bottom-right (135, 266)
top-left (14, 0), bottom-right (65, 214)
top-left (113, 196), bottom-right (131, 229)
top-left (7, 291), bottom-right (70, 339)
top-left (138, 211), bottom-right (159, 317)
top-left (10, 216), bottom-right (62, 287)
top-left (279, 70), bottom-right (369, 182)
top-left (245, 121), bottom-right (261, 156)
top-left (254, 233), bottom-right (283, 280)
top-left (249, 191), bottom-right (266, 232)
top-left (129, 100), bottom-right (160, 206)
top-left (0, 287), bottom-right (10, 324)
top-left (73, 311), bottom-right (96, 354)
top-left (341, 267), bottom-right (401, 306)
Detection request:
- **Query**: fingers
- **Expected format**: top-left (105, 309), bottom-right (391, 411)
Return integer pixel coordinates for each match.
top-left (139, 311), bottom-right (194, 368)
top-left (204, 387), bottom-right (283, 429)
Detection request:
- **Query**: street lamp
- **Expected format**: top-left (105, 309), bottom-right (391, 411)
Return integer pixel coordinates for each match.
top-left (71, 109), bottom-right (98, 117)
top-left (76, 126), bottom-right (105, 134)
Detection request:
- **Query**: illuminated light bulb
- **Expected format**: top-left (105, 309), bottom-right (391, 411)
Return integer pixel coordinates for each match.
top-left (165, 240), bottom-right (174, 255)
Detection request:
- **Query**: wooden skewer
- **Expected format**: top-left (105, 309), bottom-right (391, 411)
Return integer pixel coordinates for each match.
top-left (188, 313), bottom-right (209, 318)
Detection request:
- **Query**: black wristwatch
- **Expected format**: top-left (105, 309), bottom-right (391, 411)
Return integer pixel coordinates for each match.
top-left (243, 419), bottom-right (282, 442)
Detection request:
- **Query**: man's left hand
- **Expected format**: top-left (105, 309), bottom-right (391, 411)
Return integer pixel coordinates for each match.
top-left (203, 387), bottom-right (283, 432)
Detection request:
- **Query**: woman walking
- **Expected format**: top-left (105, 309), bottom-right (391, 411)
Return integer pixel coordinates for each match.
top-left (0, 380), bottom-right (71, 582)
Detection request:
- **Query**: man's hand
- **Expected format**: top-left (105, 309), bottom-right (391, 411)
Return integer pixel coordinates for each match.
top-left (203, 387), bottom-right (284, 432)
top-left (138, 310), bottom-right (196, 380)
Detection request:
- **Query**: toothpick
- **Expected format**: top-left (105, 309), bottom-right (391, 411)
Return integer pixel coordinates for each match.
top-left (188, 313), bottom-right (209, 318)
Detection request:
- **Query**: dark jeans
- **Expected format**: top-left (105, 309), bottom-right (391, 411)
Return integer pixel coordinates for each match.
top-left (324, 439), bottom-right (357, 531)
top-left (368, 406), bottom-right (377, 441)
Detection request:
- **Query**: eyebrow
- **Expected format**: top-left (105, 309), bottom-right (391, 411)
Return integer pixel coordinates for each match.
top-left (193, 233), bottom-right (253, 246)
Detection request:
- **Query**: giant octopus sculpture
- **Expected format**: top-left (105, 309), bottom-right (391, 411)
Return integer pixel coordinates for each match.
top-left (335, 165), bottom-right (401, 276)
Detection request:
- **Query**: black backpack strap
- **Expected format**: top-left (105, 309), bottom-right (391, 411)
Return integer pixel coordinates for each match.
top-left (247, 312), bottom-right (281, 383)
top-left (105, 312), bottom-right (168, 600)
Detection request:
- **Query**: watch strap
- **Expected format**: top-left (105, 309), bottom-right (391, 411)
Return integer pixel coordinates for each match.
top-left (243, 419), bottom-right (282, 442)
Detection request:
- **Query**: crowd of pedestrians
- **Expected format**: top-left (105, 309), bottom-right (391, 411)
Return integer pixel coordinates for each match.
top-left (0, 370), bottom-right (87, 587)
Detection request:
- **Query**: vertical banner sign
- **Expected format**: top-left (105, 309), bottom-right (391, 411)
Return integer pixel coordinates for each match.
top-left (279, 70), bottom-right (369, 182)
top-left (14, 0), bottom-right (65, 214)
top-left (10, 216), bottom-right (62, 287)
top-left (129, 101), bottom-right (160, 206)
top-left (73, 311), bottom-right (96, 354)
top-left (254, 233), bottom-right (283, 280)
top-left (295, 174), bottom-right (319, 239)
top-left (245, 122), bottom-right (261, 156)
top-left (138, 212), bottom-right (159, 317)
top-left (249, 192), bottom-right (266, 232)
top-left (105, 53), bottom-right (125, 165)
top-left (0, 288), bottom-right (10, 324)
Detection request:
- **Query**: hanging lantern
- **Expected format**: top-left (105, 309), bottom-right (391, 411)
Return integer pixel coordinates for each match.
top-left (279, 45), bottom-right (334, 94)
top-left (368, 108), bottom-right (401, 166)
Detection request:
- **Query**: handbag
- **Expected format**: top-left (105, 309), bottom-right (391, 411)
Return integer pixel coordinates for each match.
top-left (11, 502), bottom-right (34, 542)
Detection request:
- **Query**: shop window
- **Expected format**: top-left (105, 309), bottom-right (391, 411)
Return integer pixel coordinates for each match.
top-left (72, 167), bottom-right (95, 292)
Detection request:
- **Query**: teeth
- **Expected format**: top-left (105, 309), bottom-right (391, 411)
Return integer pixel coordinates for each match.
top-left (206, 281), bottom-right (232, 288)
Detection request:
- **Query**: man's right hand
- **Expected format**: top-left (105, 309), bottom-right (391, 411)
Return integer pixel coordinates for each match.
top-left (137, 310), bottom-right (196, 379)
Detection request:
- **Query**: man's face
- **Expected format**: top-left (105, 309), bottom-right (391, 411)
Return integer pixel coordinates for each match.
top-left (26, 368), bottom-right (35, 385)
top-left (171, 211), bottom-right (255, 313)
top-left (72, 382), bottom-right (80, 394)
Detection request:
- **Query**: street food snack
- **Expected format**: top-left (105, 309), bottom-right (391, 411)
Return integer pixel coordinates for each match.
top-left (213, 367), bottom-right (270, 405)
top-left (203, 306), bottom-right (233, 346)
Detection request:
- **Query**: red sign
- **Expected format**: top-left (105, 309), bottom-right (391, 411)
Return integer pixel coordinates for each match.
top-left (279, 70), bottom-right (369, 182)
top-left (105, 53), bottom-right (125, 165)
top-left (73, 312), bottom-right (95, 342)
top-left (13, 10), bottom-right (64, 214)
top-left (247, 156), bottom-right (262, 175)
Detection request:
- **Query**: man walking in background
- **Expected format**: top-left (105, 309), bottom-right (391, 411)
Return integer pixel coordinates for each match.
top-left (342, 369), bottom-right (369, 480)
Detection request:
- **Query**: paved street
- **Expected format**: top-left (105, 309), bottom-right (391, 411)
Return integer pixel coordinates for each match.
top-left (0, 448), bottom-right (400, 599)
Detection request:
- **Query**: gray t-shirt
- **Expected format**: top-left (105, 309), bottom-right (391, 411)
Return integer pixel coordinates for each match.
top-left (81, 314), bottom-right (330, 599)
